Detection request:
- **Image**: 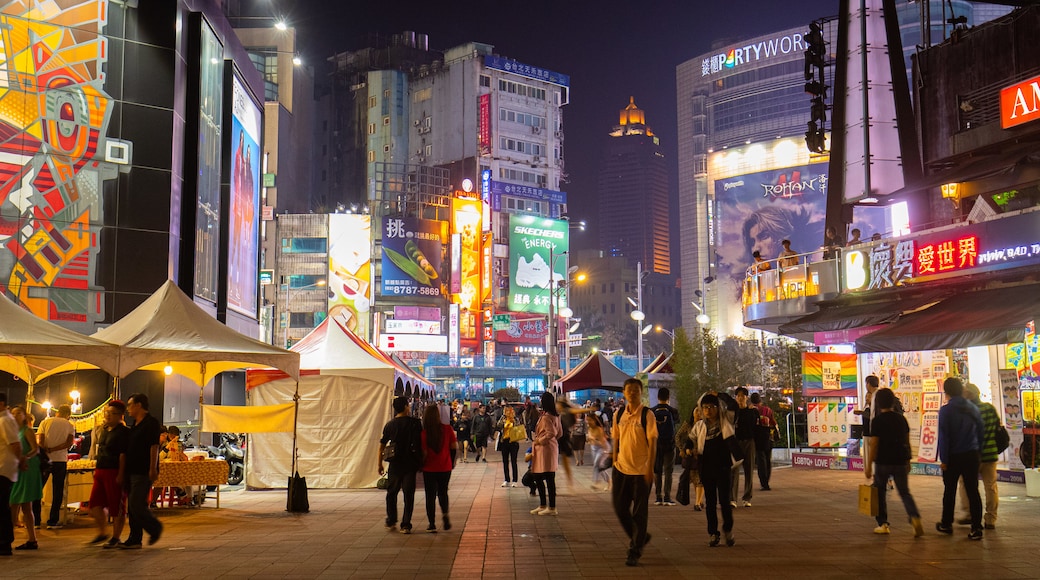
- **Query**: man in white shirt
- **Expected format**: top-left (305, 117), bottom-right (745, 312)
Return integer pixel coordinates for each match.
top-left (1, 392), bottom-right (26, 556)
top-left (612, 378), bottom-right (658, 567)
top-left (37, 404), bottom-right (75, 529)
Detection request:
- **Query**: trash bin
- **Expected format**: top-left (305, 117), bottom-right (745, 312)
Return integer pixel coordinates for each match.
top-left (1025, 468), bottom-right (1040, 498)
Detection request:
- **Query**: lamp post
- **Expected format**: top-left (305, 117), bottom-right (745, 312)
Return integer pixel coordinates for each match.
top-left (628, 261), bottom-right (652, 372)
top-left (282, 277), bottom-right (326, 348)
top-left (655, 325), bottom-right (675, 350)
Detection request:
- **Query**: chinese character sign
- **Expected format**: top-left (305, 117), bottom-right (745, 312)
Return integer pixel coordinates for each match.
top-left (508, 215), bottom-right (568, 314)
top-left (381, 217), bottom-right (446, 298)
top-left (807, 401), bottom-right (855, 448)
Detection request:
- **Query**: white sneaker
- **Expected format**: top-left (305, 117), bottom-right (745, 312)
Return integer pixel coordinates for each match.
top-left (511, 482), bottom-right (518, 488)
top-left (743, 501), bottom-right (752, 508)
top-left (653, 499), bottom-right (663, 506)
top-left (874, 523), bottom-right (891, 535)
top-left (539, 508), bottom-right (558, 516)
top-left (531, 506), bottom-right (547, 515)
top-left (501, 481), bottom-right (509, 487)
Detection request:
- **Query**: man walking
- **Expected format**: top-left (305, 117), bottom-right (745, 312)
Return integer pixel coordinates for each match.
top-left (957, 383), bottom-right (1000, 530)
top-left (612, 378), bottom-right (658, 567)
top-left (750, 393), bottom-right (776, 491)
top-left (1, 392), bottom-right (25, 557)
top-left (37, 404), bottom-right (75, 528)
top-left (731, 387), bottom-right (758, 507)
top-left (651, 388), bottom-right (679, 506)
top-left (379, 396), bottom-right (423, 534)
top-left (471, 405), bottom-right (493, 463)
top-left (936, 377), bottom-right (984, 540)
top-left (121, 393), bottom-right (163, 549)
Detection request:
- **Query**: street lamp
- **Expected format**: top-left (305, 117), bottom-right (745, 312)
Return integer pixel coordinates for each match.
top-left (282, 278), bottom-right (326, 348)
top-left (655, 325), bottom-right (675, 350)
top-left (629, 261), bottom-right (651, 372)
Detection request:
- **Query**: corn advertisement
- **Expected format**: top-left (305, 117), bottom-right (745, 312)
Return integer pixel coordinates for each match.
top-left (382, 217), bottom-right (447, 298)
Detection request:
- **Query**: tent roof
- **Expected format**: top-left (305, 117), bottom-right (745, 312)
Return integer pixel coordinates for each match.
top-left (641, 353), bottom-right (667, 374)
top-left (289, 317), bottom-right (397, 385)
top-left (556, 352), bottom-right (631, 393)
top-left (648, 353), bottom-right (674, 375)
top-left (94, 280), bottom-right (299, 384)
top-left (388, 352), bottom-right (434, 391)
top-left (0, 295), bottom-right (121, 383)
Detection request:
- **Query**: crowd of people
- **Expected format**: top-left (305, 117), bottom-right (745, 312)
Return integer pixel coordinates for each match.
top-left (0, 393), bottom-right (166, 556)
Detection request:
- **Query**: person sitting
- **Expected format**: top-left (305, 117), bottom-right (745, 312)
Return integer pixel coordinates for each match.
top-left (846, 228), bottom-right (862, 246)
top-left (751, 251), bottom-right (771, 272)
top-left (778, 240), bottom-right (798, 268)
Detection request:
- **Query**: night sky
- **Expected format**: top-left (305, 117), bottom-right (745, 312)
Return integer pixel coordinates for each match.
top-left (279, 0), bottom-right (838, 251)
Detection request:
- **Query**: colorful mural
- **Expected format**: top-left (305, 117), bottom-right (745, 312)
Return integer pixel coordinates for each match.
top-left (0, 1), bottom-right (129, 326)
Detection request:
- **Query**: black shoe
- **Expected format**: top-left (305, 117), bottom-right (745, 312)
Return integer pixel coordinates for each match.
top-left (118, 541), bottom-right (143, 550)
top-left (102, 538), bottom-right (120, 549)
top-left (968, 528), bottom-right (983, 541)
top-left (15, 541), bottom-right (38, 550)
top-left (709, 532), bottom-right (721, 547)
top-left (625, 556), bottom-right (639, 567)
top-left (725, 531), bottom-right (735, 547)
top-left (761, 485), bottom-right (771, 491)
top-left (426, 524), bottom-right (437, 533)
top-left (148, 523), bottom-right (163, 546)
top-left (88, 534), bottom-right (109, 545)
top-left (482, 458), bottom-right (487, 463)
top-left (936, 522), bottom-right (953, 535)
top-left (443, 516), bottom-right (452, 531)
top-left (644, 533), bottom-right (652, 547)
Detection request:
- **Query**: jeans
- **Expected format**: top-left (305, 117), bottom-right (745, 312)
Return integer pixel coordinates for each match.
top-left (702, 468), bottom-right (733, 535)
top-left (534, 472), bottom-right (556, 508)
top-left (941, 450), bottom-right (982, 529)
top-left (0, 476), bottom-right (13, 551)
top-left (38, 461), bottom-right (67, 525)
top-left (423, 471), bottom-right (451, 527)
top-left (756, 441), bottom-right (772, 488)
top-left (126, 474), bottom-right (162, 544)
top-left (873, 463), bottom-right (920, 526)
top-left (500, 441), bottom-right (519, 482)
top-left (591, 444), bottom-right (611, 485)
top-left (611, 469), bottom-right (651, 559)
top-left (958, 461), bottom-right (998, 526)
top-left (653, 445), bottom-right (675, 500)
top-left (385, 465), bottom-right (418, 529)
top-left (731, 439), bottom-right (755, 502)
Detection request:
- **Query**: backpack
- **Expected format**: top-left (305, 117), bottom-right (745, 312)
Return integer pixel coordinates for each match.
top-left (995, 423), bottom-right (1010, 454)
top-left (652, 404), bottom-right (676, 447)
top-left (615, 406), bottom-right (651, 454)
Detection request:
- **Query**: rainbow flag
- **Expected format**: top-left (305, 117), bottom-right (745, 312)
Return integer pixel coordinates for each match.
top-left (803, 353), bottom-right (858, 396)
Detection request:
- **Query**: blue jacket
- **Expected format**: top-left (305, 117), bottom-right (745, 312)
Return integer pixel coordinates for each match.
top-left (937, 396), bottom-right (984, 463)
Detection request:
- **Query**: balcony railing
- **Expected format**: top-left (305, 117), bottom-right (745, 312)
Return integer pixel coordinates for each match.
top-left (743, 248), bottom-right (842, 308)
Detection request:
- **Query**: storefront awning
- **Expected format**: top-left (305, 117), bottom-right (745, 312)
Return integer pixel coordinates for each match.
top-left (855, 284), bottom-right (1040, 353)
top-left (778, 293), bottom-right (943, 335)
top-left (882, 141), bottom-right (1040, 199)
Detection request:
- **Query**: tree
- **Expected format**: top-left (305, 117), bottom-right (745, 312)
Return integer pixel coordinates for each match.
top-left (671, 327), bottom-right (721, 420)
top-left (492, 387), bottom-right (521, 402)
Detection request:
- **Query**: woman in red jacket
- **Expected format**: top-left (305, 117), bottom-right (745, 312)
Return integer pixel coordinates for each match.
top-left (422, 404), bottom-right (457, 533)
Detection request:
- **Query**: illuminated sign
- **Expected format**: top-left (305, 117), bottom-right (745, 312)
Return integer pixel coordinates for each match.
top-left (484, 55), bottom-right (570, 87)
top-left (448, 303), bottom-right (460, 365)
top-left (380, 333), bottom-right (448, 353)
top-left (1000, 75), bottom-right (1040, 129)
top-left (915, 235), bottom-right (978, 276)
top-left (702, 33), bottom-right (805, 76)
top-left (508, 215), bottom-right (569, 314)
top-left (385, 319), bottom-right (441, 334)
top-left (451, 198), bottom-right (483, 311)
top-left (844, 251), bottom-right (867, 290)
top-left (328, 214), bottom-right (372, 337)
top-left (381, 217), bottom-right (447, 298)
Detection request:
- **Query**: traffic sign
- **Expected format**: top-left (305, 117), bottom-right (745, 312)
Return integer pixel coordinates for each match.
top-left (493, 314), bottom-right (512, 330)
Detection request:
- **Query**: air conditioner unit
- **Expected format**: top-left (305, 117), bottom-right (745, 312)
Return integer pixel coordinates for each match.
top-left (532, 156), bottom-right (541, 163)
top-left (414, 119), bottom-right (421, 126)
top-left (532, 126), bottom-right (541, 134)
top-left (418, 156), bottom-right (426, 163)
top-left (415, 150), bottom-right (422, 156)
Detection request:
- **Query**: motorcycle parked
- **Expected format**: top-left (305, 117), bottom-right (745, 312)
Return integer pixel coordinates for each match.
top-left (207, 433), bottom-right (245, 486)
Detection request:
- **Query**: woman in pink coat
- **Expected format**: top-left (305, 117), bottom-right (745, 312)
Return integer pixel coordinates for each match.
top-left (530, 392), bottom-right (563, 516)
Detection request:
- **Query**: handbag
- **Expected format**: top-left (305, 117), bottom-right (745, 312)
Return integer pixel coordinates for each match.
top-left (676, 469), bottom-right (691, 506)
top-left (376, 474), bottom-right (389, 490)
top-left (858, 484), bottom-right (878, 517)
top-left (381, 441), bottom-right (396, 462)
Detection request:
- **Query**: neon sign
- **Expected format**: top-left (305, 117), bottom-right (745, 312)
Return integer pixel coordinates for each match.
top-left (915, 235), bottom-right (978, 275)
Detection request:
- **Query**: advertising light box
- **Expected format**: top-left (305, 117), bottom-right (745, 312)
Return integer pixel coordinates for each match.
top-left (381, 217), bottom-right (447, 298)
top-left (226, 74), bottom-right (262, 318)
top-left (328, 214), bottom-right (372, 338)
top-left (451, 198), bottom-right (483, 311)
top-left (379, 333), bottom-right (449, 353)
top-left (508, 215), bottom-right (568, 314)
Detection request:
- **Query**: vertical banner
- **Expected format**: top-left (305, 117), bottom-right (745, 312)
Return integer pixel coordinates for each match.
top-left (917, 411), bottom-right (939, 463)
top-left (803, 353), bottom-right (858, 396)
top-left (449, 303), bottom-right (460, 366)
top-left (507, 215), bottom-right (569, 314)
top-left (481, 231), bottom-right (493, 304)
top-left (478, 94), bottom-right (491, 157)
top-left (381, 217), bottom-right (447, 298)
top-left (1000, 369), bottom-right (1025, 469)
top-left (226, 74), bottom-right (261, 318)
top-left (451, 198), bottom-right (482, 311)
top-left (807, 400), bottom-right (854, 448)
top-left (481, 169), bottom-right (493, 231)
top-left (328, 214), bottom-right (372, 339)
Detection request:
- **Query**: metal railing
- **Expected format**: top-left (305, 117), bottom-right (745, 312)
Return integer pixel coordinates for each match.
top-left (743, 247), bottom-right (842, 306)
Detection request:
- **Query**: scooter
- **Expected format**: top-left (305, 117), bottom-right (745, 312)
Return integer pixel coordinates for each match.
top-left (207, 433), bottom-right (245, 486)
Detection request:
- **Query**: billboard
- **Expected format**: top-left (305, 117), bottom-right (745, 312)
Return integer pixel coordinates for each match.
top-left (193, 19), bottom-right (225, 304)
top-left (328, 214), bottom-right (372, 338)
top-left (226, 74), bottom-right (261, 317)
top-left (508, 215), bottom-right (568, 314)
top-left (714, 164), bottom-right (827, 309)
top-left (381, 217), bottom-right (447, 298)
top-left (451, 198), bottom-right (483, 311)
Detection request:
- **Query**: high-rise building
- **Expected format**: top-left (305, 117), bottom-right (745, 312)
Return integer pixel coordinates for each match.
top-left (597, 98), bottom-right (671, 275)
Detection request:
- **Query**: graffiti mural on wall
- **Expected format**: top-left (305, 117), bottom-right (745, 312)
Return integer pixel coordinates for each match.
top-left (0, 1), bottom-right (130, 326)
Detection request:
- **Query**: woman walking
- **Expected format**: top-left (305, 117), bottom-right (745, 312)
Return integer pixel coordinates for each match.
top-left (497, 406), bottom-right (523, 487)
top-left (587, 413), bottom-right (612, 491)
top-left (676, 406), bottom-right (705, 510)
top-left (453, 408), bottom-right (472, 463)
top-left (690, 393), bottom-right (737, 547)
top-left (421, 404), bottom-right (456, 533)
top-left (10, 406), bottom-right (42, 550)
top-left (530, 392), bottom-right (562, 516)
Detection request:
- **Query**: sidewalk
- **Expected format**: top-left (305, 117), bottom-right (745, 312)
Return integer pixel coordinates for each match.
top-left (5, 455), bottom-right (1038, 579)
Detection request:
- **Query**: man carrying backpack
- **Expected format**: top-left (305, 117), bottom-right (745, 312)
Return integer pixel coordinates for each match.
top-left (612, 378), bottom-right (658, 567)
top-left (651, 388), bottom-right (679, 506)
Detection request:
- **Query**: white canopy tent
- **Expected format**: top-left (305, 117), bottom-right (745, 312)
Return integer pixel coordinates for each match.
top-left (247, 318), bottom-right (425, 489)
top-left (0, 294), bottom-right (120, 394)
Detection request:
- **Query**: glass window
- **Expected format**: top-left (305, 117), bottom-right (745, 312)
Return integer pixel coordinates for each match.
top-left (289, 312), bottom-right (316, 328)
top-left (284, 274), bottom-right (325, 290)
top-left (282, 238), bottom-right (327, 254)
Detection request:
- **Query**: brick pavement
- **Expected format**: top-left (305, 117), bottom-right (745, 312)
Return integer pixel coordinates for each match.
top-left (4, 455), bottom-right (1038, 579)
